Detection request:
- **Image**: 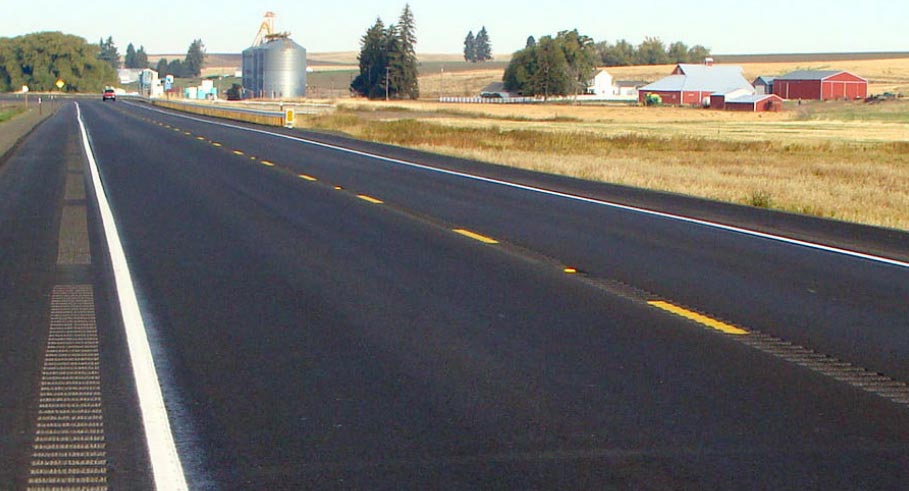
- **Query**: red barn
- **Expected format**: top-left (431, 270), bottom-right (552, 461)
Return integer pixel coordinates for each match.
top-left (638, 62), bottom-right (754, 106)
top-left (773, 70), bottom-right (867, 100)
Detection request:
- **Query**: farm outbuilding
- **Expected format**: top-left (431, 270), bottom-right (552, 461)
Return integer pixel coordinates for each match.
top-left (773, 70), bottom-right (867, 100)
top-left (638, 62), bottom-right (754, 106)
top-left (724, 94), bottom-right (784, 112)
top-left (753, 76), bottom-right (775, 95)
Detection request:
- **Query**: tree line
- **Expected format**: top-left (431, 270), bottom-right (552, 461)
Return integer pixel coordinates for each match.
top-left (595, 37), bottom-right (710, 66)
top-left (503, 32), bottom-right (712, 97)
top-left (154, 39), bottom-right (206, 79)
top-left (503, 30), bottom-right (599, 99)
top-left (350, 4), bottom-right (419, 100)
top-left (0, 32), bottom-right (117, 92)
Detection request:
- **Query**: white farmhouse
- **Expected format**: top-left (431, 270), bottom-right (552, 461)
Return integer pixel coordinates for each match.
top-left (587, 69), bottom-right (615, 97)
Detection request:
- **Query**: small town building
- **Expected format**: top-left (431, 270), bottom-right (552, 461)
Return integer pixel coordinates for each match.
top-left (638, 61), bottom-right (754, 106)
top-left (773, 70), bottom-right (867, 100)
top-left (753, 76), bottom-right (775, 95)
top-left (724, 93), bottom-right (784, 112)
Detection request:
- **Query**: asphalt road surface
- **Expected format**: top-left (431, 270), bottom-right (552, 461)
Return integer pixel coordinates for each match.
top-left (3, 100), bottom-right (908, 490)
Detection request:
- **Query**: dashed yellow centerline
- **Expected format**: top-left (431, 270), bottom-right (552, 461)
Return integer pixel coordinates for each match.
top-left (260, 160), bottom-right (275, 166)
top-left (212, 142), bottom-right (222, 147)
top-left (357, 195), bottom-right (383, 204)
top-left (233, 150), bottom-right (245, 156)
top-left (196, 136), bottom-right (206, 141)
top-left (648, 301), bottom-right (749, 335)
top-left (453, 229), bottom-right (499, 244)
top-left (298, 174), bottom-right (318, 182)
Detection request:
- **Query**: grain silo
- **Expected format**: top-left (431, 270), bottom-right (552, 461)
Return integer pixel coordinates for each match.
top-left (242, 12), bottom-right (307, 99)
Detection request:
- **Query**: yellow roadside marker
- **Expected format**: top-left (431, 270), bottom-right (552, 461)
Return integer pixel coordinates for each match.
top-left (648, 301), bottom-right (749, 335)
top-left (453, 229), bottom-right (499, 245)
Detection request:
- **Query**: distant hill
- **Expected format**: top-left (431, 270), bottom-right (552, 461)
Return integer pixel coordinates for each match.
top-left (713, 52), bottom-right (909, 63)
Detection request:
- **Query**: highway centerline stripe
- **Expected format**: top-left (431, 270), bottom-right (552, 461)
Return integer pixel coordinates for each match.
top-left (357, 194), bottom-right (383, 204)
top-left (233, 150), bottom-right (244, 156)
top-left (76, 103), bottom-right (188, 490)
top-left (298, 174), bottom-right (317, 181)
top-left (261, 160), bottom-right (275, 166)
top-left (453, 229), bottom-right (499, 244)
top-left (648, 301), bottom-right (749, 335)
top-left (132, 103), bottom-right (909, 270)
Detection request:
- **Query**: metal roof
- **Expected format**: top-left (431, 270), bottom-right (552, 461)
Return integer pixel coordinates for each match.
top-left (726, 94), bottom-right (781, 104)
top-left (775, 70), bottom-right (843, 81)
top-left (640, 64), bottom-right (753, 94)
top-left (753, 76), bottom-right (775, 84)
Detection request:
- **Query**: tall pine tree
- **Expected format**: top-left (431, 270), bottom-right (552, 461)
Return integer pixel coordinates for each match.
top-left (463, 31), bottom-right (476, 62)
top-left (136, 46), bottom-right (149, 69)
top-left (396, 4), bottom-right (419, 99)
top-left (351, 18), bottom-right (388, 99)
top-left (125, 43), bottom-right (137, 68)
top-left (98, 36), bottom-right (119, 70)
top-left (184, 39), bottom-right (206, 77)
top-left (351, 5), bottom-right (419, 100)
top-left (475, 27), bottom-right (492, 62)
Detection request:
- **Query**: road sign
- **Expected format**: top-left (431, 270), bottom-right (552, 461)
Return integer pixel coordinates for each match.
top-left (284, 109), bottom-right (295, 128)
top-left (55, 79), bottom-right (65, 89)
top-left (21, 85), bottom-right (29, 93)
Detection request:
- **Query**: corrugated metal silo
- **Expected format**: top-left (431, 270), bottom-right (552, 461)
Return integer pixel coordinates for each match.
top-left (261, 37), bottom-right (307, 99)
top-left (242, 36), bottom-right (307, 99)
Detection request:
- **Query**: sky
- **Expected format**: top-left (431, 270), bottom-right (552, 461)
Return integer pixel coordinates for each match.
top-left (2, 0), bottom-right (906, 56)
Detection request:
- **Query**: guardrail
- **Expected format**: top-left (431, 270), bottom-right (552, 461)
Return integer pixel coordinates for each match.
top-left (151, 100), bottom-right (288, 127)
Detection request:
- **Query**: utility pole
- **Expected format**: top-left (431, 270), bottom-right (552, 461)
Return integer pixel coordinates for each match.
top-left (385, 66), bottom-right (390, 101)
top-left (439, 66), bottom-right (443, 101)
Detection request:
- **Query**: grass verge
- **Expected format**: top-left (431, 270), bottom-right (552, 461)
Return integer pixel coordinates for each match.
top-left (301, 110), bottom-right (909, 230)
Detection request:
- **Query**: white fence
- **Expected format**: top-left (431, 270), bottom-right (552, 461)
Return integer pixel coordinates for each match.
top-left (439, 96), bottom-right (539, 104)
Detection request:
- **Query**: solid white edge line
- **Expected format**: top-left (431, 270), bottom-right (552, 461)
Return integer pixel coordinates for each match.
top-left (77, 103), bottom-right (189, 490)
top-left (130, 101), bottom-right (909, 270)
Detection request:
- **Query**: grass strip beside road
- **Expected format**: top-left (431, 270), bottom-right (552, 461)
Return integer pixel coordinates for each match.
top-left (0, 106), bottom-right (25, 123)
top-left (299, 106), bottom-right (909, 231)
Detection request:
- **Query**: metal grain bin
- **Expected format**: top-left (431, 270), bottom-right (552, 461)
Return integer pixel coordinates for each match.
top-left (242, 37), bottom-right (307, 99)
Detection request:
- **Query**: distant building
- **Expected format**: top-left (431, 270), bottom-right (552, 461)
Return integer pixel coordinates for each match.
top-left (753, 76), bottom-right (775, 95)
top-left (587, 69), bottom-right (615, 96)
top-left (709, 88), bottom-right (754, 110)
top-left (724, 94), bottom-right (784, 112)
top-left (773, 70), bottom-right (867, 100)
top-left (118, 68), bottom-right (144, 85)
top-left (638, 61), bottom-right (754, 106)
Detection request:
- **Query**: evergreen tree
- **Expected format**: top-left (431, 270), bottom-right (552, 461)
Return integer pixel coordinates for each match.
top-left (125, 43), bottom-right (137, 68)
top-left (155, 58), bottom-right (168, 76)
top-left (475, 26), bottom-right (492, 62)
top-left (351, 18), bottom-right (388, 98)
top-left (525, 36), bottom-right (536, 49)
top-left (396, 4), bottom-right (419, 99)
top-left (136, 46), bottom-right (149, 68)
top-left (184, 39), bottom-right (205, 77)
top-left (463, 31), bottom-right (476, 62)
top-left (98, 36), bottom-right (120, 69)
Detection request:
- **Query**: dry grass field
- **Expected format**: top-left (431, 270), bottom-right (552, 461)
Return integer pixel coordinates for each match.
top-left (204, 52), bottom-right (909, 230)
